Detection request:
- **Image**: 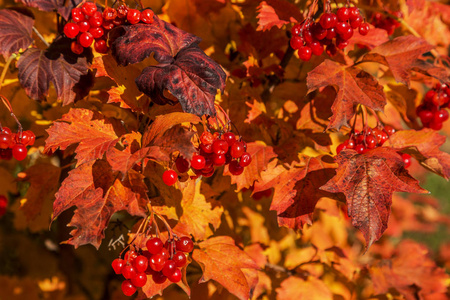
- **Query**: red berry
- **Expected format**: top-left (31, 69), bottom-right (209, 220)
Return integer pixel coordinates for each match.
top-left (172, 252), bottom-right (187, 267)
top-left (429, 119), bottom-right (443, 130)
top-left (89, 27), bottom-right (104, 39)
top-left (162, 169), bottom-right (178, 186)
top-left (419, 110), bottom-right (434, 124)
top-left (326, 27), bottom-right (336, 39)
top-left (103, 7), bottom-right (117, 20)
top-left (384, 125), bottom-right (396, 136)
top-left (77, 20), bottom-right (90, 32)
top-left (348, 7), bottom-right (360, 21)
top-left (122, 265), bottom-right (137, 279)
top-left (402, 153), bottom-right (412, 168)
top-left (200, 131), bottom-right (215, 145)
top-left (337, 7), bottom-right (350, 22)
top-left (434, 109), bottom-right (449, 123)
top-left (230, 141), bottom-right (245, 158)
top-left (12, 144), bottom-right (27, 161)
top-left (102, 20), bottom-right (114, 30)
top-left (335, 21), bottom-right (350, 35)
top-left (175, 156), bottom-right (190, 173)
top-left (127, 9), bottom-right (141, 24)
top-left (336, 37), bottom-right (348, 49)
top-left (162, 260), bottom-right (177, 277)
top-left (141, 9), bottom-right (155, 24)
top-left (290, 36), bottom-right (303, 50)
top-left (229, 160), bottom-right (244, 175)
top-left (302, 28), bottom-right (313, 43)
top-left (239, 152), bottom-right (252, 167)
top-left (131, 273), bottom-right (148, 287)
top-left (64, 23), bottom-right (80, 38)
top-left (291, 23), bottom-right (302, 36)
top-left (339, 26), bottom-right (354, 40)
top-left (336, 142), bottom-right (347, 154)
top-left (309, 41), bottom-right (324, 56)
top-left (89, 11), bottom-right (103, 27)
top-left (71, 41), bottom-right (84, 54)
top-left (117, 4), bottom-right (129, 18)
top-left (213, 153), bottom-right (226, 166)
top-left (152, 272), bottom-right (167, 284)
top-left (355, 144), bottom-right (366, 154)
top-left (373, 128), bottom-right (388, 145)
top-left (125, 250), bottom-right (138, 262)
top-left (150, 254), bottom-right (166, 271)
top-left (212, 139), bottom-right (228, 155)
top-left (159, 247), bottom-right (169, 260)
top-left (350, 15), bottom-right (363, 29)
top-left (320, 13), bottom-right (337, 29)
top-left (0, 133), bottom-right (11, 149)
top-left (176, 236), bottom-right (194, 253)
top-left (365, 135), bottom-right (377, 149)
top-left (22, 130), bottom-right (35, 146)
top-left (168, 268), bottom-right (182, 283)
top-left (133, 255), bottom-right (149, 273)
top-left (81, 2), bottom-right (97, 17)
top-left (359, 23), bottom-right (370, 35)
top-left (223, 132), bottom-right (237, 146)
top-left (71, 8), bottom-right (85, 22)
top-left (298, 45), bottom-right (312, 61)
top-left (310, 22), bottom-right (327, 40)
top-left (121, 280), bottom-right (136, 296)
top-left (112, 258), bottom-right (125, 274)
top-left (78, 32), bottom-right (93, 47)
top-left (191, 154), bottom-right (206, 169)
top-left (94, 39), bottom-right (108, 53)
top-left (146, 237), bottom-right (164, 254)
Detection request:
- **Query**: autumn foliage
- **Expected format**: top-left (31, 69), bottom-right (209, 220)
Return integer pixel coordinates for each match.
top-left (0, 0), bottom-right (450, 299)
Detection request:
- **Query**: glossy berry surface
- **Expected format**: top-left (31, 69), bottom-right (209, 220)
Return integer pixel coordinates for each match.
top-left (133, 255), bottom-right (149, 273)
top-left (176, 236), bottom-right (194, 253)
top-left (121, 280), bottom-right (136, 296)
top-left (112, 258), bottom-right (125, 274)
top-left (12, 144), bottom-right (27, 161)
top-left (146, 237), bottom-right (164, 254)
top-left (131, 273), bottom-right (147, 287)
top-left (127, 9), bottom-right (141, 24)
top-left (64, 23), bottom-right (79, 38)
top-left (162, 169), bottom-right (178, 186)
top-left (140, 9), bottom-right (154, 24)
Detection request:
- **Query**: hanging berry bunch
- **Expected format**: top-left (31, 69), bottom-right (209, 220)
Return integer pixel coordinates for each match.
top-left (64, 2), bottom-right (155, 54)
top-left (111, 212), bottom-right (194, 296)
top-left (290, 1), bottom-right (370, 61)
top-left (0, 96), bottom-right (35, 161)
top-left (416, 83), bottom-right (449, 130)
top-left (370, 11), bottom-right (403, 35)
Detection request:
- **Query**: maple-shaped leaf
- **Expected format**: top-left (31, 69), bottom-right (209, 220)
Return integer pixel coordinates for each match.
top-left (384, 129), bottom-right (450, 179)
top-left (173, 181), bottom-right (223, 241)
top-left (370, 240), bottom-right (449, 299)
top-left (17, 0), bottom-right (82, 20)
top-left (307, 59), bottom-right (386, 129)
top-left (223, 142), bottom-right (277, 191)
top-left (192, 236), bottom-right (259, 300)
top-left (253, 155), bottom-right (339, 230)
top-left (53, 160), bottom-right (147, 248)
top-left (256, 0), bottom-right (302, 31)
top-left (361, 35), bottom-right (434, 86)
top-left (276, 276), bottom-right (333, 300)
top-left (0, 9), bottom-right (34, 58)
top-left (45, 108), bottom-right (119, 167)
top-left (111, 16), bottom-right (226, 117)
top-left (320, 148), bottom-right (427, 249)
top-left (17, 43), bottom-right (90, 105)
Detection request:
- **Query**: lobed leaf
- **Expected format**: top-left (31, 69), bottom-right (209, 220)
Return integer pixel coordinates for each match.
top-left (17, 0), bottom-right (82, 20)
top-left (0, 9), bottom-right (34, 58)
top-left (256, 0), bottom-right (302, 31)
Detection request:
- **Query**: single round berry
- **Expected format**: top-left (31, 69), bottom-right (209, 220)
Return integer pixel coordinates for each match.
top-left (127, 9), bottom-right (141, 24)
top-left (434, 109), bottom-right (449, 123)
top-left (121, 280), bottom-right (136, 296)
top-left (21, 130), bottom-right (35, 146)
top-left (336, 142), bottom-right (347, 154)
top-left (309, 41), bottom-right (324, 56)
top-left (159, 248), bottom-right (169, 260)
top-left (71, 41), bottom-right (84, 55)
top-left (122, 265), bottom-right (137, 279)
top-left (168, 268), bottom-right (182, 283)
top-left (419, 110), bottom-right (434, 124)
top-left (89, 11), bottom-right (103, 27)
top-left (71, 8), bottom-right (85, 22)
top-left (162, 260), bottom-right (177, 277)
top-left (337, 7), bottom-right (350, 22)
top-left (350, 15), bottom-right (363, 29)
top-left (326, 27), bottom-right (336, 39)
top-left (172, 252), bottom-right (187, 267)
top-left (77, 20), bottom-right (90, 32)
top-left (200, 131), bottom-right (215, 145)
top-left (150, 254), bottom-right (166, 271)
top-left (89, 27), bottom-right (104, 39)
top-left (146, 237), bottom-right (164, 254)
top-left (94, 39), bottom-right (108, 53)
top-left (355, 144), bottom-right (366, 154)
top-left (229, 160), bottom-right (244, 175)
top-left (175, 156), bottom-right (190, 173)
top-left (131, 273), bottom-right (148, 287)
top-left (125, 250), bottom-right (138, 262)
top-left (12, 144), bottom-right (27, 161)
top-left (359, 23), bottom-right (370, 36)
top-left (117, 4), bottom-right (129, 18)
top-left (191, 154), bottom-right (206, 170)
top-left (348, 7), bottom-right (360, 21)
top-left (311, 23), bottom-right (327, 40)
top-left (133, 255), bottom-right (149, 273)
top-left (230, 141), bottom-right (245, 158)
top-left (365, 135), bottom-right (377, 149)
top-left (290, 36), bottom-right (304, 50)
top-left (81, 2), bottom-right (97, 16)
top-left (141, 9), bottom-right (155, 24)
top-left (176, 236), bottom-right (194, 253)
top-left (64, 23), bottom-right (80, 38)
top-left (102, 20), bottom-right (114, 30)
top-left (152, 272), bottom-right (167, 284)
top-left (103, 7), bottom-right (118, 21)
top-left (384, 125), bottom-right (396, 136)
top-left (302, 28), bottom-right (313, 43)
top-left (336, 37), bottom-right (348, 49)
top-left (429, 119), bottom-right (443, 130)
top-left (212, 139), bottom-right (228, 155)
top-left (339, 26), bottom-right (354, 40)
top-left (298, 45), bottom-right (312, 61)
top-left (163, 170), bottom-right (178, 186)
top-left (239, 152), bottom-right (252, 167)
top-left (0, 133), bottom-right (11, 149)
top-left (223, 132), bottom-right (237, 146)
top-left (291, 23), bottom-right (302, 36)
top-left (78, 32), bottom-right (93, 48)
top-left (335, 21), bottom-right (350, 35)
top-left (213, 153), bottom-right (226, 166)
top-left (402, 153), bottom-right (412, 168)
top-left (112, 258), bottom-right (125, 274)
top-left (320, 13), bottom-right (337, 29)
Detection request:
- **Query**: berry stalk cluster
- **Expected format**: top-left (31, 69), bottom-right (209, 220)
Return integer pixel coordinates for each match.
top-left (416, 83), bottom-right (449, 130)
top-left (112, 236), bottom-right (193, 296)
top-left (0, 127), bottom-right (35, 161)
top-left (64, 2), bottom-right (154, 54)
top-left (290, 6), bottom-right (370, 61)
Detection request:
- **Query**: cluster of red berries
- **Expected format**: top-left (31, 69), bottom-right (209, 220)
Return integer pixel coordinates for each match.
top-left (370, 11), bottom-right (403, 35)
top-left (290, 6), bottom-right (370, 61)
top-left (0, 195), bottom-right (7, 218)
top-left (416, 84), bottom-right (449, 130)
top-left (162, 131), bottom-right (252, 186)
top-left (64, 2), bottom-right (154, 54)
top-left (336, 125), bottom-right (412, 167)
top-left (0, 127), bottom-right (35, 161)
top-left (112, 236), bottom-right (193, 296)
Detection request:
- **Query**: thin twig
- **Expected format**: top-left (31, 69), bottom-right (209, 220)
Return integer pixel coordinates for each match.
top-left (33, 27), bottom-right (50, 47)
top-left (0, 54), bottom-right (15, 91)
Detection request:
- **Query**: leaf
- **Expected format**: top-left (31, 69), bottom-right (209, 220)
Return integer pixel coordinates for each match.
top-left (384, 129), bottom-right (450, 179)
top-left (276, 276), bottom-right (333, 300)
top-left (0, 9), bottom-right (34, 58)
top-left (173, 181), bottom-right (223, 241)
top-left (192, 236), bottom-right (259, 300)
top-left (17, 0), bottom-right (82, 20)
top-left (223, 141), bottom-right (277, 191)
top-left (307, 60), bottom-right (386, 129)
top-left (17, 45), bottom-right (89, 105)
top-left (347, 26), bottom-right (389, 50)
top-left (253, 155), bottom-right (339, 230)
top-left (361, 36), bottom-right (434, 86)
top-left (320, 148), bottom-right (428, 249)
top-left (53, 160), bottom-right (147, 249)
top-left (45, 108), bottom-right (119, 167)
top-left (256, 0), bottom-right (302, 31)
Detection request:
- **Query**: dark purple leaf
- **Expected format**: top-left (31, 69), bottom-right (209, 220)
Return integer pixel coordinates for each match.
top-left (17, 0), bottom-right (83, 20)
top-left (0, 9), bottom-right (34, 58)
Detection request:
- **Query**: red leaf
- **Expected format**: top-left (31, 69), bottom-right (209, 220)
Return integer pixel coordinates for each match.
top-left (254, 155), bottom-right (338, 230)
top-left (45, 108), bottom-right (119, 167)
top-left (347, 25), bottom-right (389, 50)
top-left (192, 236), bottom-right (259, 300)
top-left (321, 148), bottom-right (428, 249)
top-left (17, 0), bottom-right (82, 20)
top-left (17, 45), bottom-right (89, 105)
top-left (53, 161), bottom-right (147, 249)
top-left (384, 129), bottom-right (450, 179)
top-left (0, 9), bottom-right (34, 58)
top-left (307, 60), bottom-right (386, 129)
top-left (256, 0), bottom-right (302, 31)
top-left (362, 36), bottom-right (434, 86)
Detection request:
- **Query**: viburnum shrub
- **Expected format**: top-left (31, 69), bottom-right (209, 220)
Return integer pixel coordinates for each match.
top-left (0, 0), bottom-right (449, 299)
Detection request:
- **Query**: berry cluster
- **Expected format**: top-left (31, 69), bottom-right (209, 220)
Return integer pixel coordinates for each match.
top-left (64, 2), bottom-right (154, 54)
top-left (112, 236), bottom-right (193, 296)
top-left (416, 84), bottom-right (449, 130)
top-left (370, 11), bottom-right (403, 35)
top-left (162, 131), bottom-right (252, 186)
top-left (290, 6), bottom-right (370, 61)
top-left (0, 127), bottom-right (35, 161)
top-left (0, 195), bottom-right (7, 218)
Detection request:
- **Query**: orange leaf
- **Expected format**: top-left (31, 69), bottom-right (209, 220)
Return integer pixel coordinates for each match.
top-left (192, 236), bottom-right (259, 300)
top-left (307, 60), bottom-right (386, 129)
top-left (321, 148), bottom-right (428, 249)
top-left (276, 276), bottom-right (333, 300)
top-left (347, 25), bottom-right (389, 50)
top-left (256, 0), bottom-right (301, 31)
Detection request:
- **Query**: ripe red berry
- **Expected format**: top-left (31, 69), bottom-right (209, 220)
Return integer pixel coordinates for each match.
top-left (429, 119), bottom-right (443, 130)
top-left (172, 252), bottom-right (187, 267)
top-left (94, 39), bottom-right (108, 53)
top-left (112, 258), bottom-right (125, 274)
top-left (133, 255), bottom-right (149, 273)
top-left (359, 23), bottom-right (370, 36)
top-left (402, 153), bottom-right (412, 168)
top-left (176, 236), bottom-right (194, 253)
top-left (103, 7), bottom-right (118, 20)
top-left (78, 32), bottom-right (93, 47)
top-left (348, 7), bottom-right (360, 21)
top-left (309, 41), bottom-right (324, 56)
top-left (77, 20), bottom-right (90, 32)
top-left (434, 109), bottom-right (449, 123)
top-left (213, 153), bottom-right (226, 166)
top-left (336, 142), bottom-right (347, 154)
top-left (384, 125), bottom-right (396, 136)
top-left (89, 11), bottom-right (103, 27)
top-left (212, 139), bottom-right (228, 155)
top-left (175, 156), bottom-right (190, 173)
top-left (150, 254), bottom-right (166, 271)
top-left (117, 4), bottom-right (129, 18)
top-left (64, 23), bottom-right (80, 38)
top-left (320, 13), bottom-right (337, 29)
top-left (127, 9), bottom-right (141, 24)
top-left (140, 9), bottom-right (155, 24)
top-left (22, 130), bottom-right (35, 146)
top-left (291, 23), bottom-right (302, 36)
top-left (71, 41), bottom-right (84, 55)
top-left (71, 8), bottom-right (85, 22)
top-left (125, 250), bottom-right (138, 262)
top-left (122, 265), bottom-right (137, 279)
top-left (365, 135), bottom-right (377, 149)
top-left (336, 37), bottom-right (349, 49)
top-left (146, 237), bottom-right (164, 254)
top-left (162, 169), bottom-right (177, 186)
top-left (222, 132), bottom-right (237, 146)
top-left (230, 141), bottom-right (245, 158)
top-left (131, 272), bottom-right (148, 287)
top-left (0, 133), bottom-right (11, 149)
top-left (89, 27), bottom-right (104, 39)
top-left (298, 45), bottom-right (312, 61)
top-left (162, 260), bottom-right (177, 277)
top-left (102, 20), bottom-right (114, 30)
top-left (290, 36), bottom-right (304, 50)
top-left (350, 15), bottom-right (363, 29)
top-left (339, 26), bottom-right (354, 40)
top-left (121, 280), bottom-right (136, 296)
top-left (337, 7), bottom-right (350, 22)
top-left (12, 144), bottom-right (27, 161)
top-left (419, 110), bottom-right (434, 124)
top-left (200, 131), bottom-right (215, 145)
top-left (326, 27), bottom-right (336, 39)
top-left (168, 268), bottom-right (182, 283)
top-left (81, 2), bottom-right (97, 17)
top-left (152, 272), bottom-right (167, 284)
top-left (191, 154), bottom-right (206, 169)
top-left (239, 152), bottom-right (252, 167)
top-left (355, 144), bottom-right (366, 154)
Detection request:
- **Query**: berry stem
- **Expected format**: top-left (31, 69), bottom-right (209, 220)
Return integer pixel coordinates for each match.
top-left (0, 54), bottom-right (16, 91)
top-left (155, 213), bottom-right (174, 241)
top-left (0, 95), bottom-right (22, 134)
top-left (32, 27), bottom-right (50, 47)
